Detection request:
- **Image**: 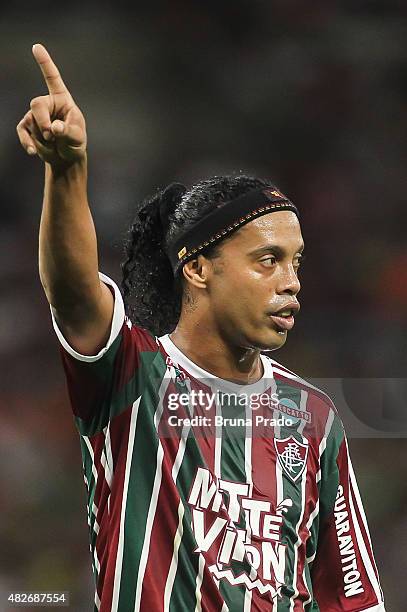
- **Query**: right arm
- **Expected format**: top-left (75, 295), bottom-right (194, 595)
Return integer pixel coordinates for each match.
top-left (17, 43), bottom-right (113, 355)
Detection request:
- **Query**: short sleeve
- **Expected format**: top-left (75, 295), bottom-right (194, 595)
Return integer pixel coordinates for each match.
top-left (50, 272), bottom-right (158, 436)
top-left (50, 272), bottom-right (125, 363)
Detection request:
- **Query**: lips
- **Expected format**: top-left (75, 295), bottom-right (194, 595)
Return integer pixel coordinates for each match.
top-left (269, 313), bottom-right (295, 331)
top-left (267, 302), bottom-right (300, 332)
top-left (270, 302), bottom-right (300, 316)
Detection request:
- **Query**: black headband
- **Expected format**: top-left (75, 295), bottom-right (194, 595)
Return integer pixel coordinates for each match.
top-left (167, 187), bottom-right (300, 276)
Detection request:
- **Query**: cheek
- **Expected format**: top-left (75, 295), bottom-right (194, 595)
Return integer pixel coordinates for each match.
top-left (214, 270), bottom-right (266, 311)
top-left (235, 268), bottom-right (270, 296)
top-left (216, 268), bottom-right (249, 295)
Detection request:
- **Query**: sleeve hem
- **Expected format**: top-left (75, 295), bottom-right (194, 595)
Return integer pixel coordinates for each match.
top-left (49, 271), bottom-right (125, 362)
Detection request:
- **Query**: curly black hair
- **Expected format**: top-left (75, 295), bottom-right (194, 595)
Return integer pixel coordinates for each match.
top-left (121, 173), bottom-right (282, 337)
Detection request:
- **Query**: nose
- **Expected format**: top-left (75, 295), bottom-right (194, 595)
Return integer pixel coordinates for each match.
top-left (276, 264), bottom-right (301, 295)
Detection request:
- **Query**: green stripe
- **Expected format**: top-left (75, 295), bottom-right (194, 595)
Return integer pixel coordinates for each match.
top-left (79, 437), bottom-right (98, 538)
top-left (218, 394), bottom-right (250, 611)
top-left (78, 437), bottom-right (99, 582)
top-left (117, 351), bottom-right (167, 610)
top-left (308, 597), bottom-right (320, 612)
top-left (169, 419), bottom-right (207, 610)
top-left (279, 471), bottom-right (303, 610)
top-left (305, 512), bottom-right (319, 593)
top-left (274, 380), bottom-right (303, 611)
top-left (319, 414), bottom-right (344, 517)
top-left (304, 407), bottom-right (341, 602)
top-left (303, 562), bottom-right (318, 612)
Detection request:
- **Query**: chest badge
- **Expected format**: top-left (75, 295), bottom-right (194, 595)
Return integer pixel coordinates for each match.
top-left (274, 435), bottom-right (308, 483)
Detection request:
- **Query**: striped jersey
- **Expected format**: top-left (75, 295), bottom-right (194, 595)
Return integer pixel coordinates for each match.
top-left (50, 272), bottom-right (386, 612)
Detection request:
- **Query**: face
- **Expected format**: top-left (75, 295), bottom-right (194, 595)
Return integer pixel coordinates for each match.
top-left (199, 210), bottom-right (304, 351)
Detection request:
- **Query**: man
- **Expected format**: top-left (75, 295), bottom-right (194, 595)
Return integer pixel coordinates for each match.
top-left (17, 43), bottom-right (385, 611)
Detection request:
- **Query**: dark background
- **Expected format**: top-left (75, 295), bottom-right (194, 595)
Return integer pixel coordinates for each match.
top-left (1, 2), bottom-right (406, 610)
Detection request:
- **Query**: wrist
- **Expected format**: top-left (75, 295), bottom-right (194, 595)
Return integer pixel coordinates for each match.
top-left (46, 153), bottom-right (87, 180)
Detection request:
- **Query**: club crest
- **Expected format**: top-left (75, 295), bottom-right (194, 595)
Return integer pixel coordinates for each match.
top-left (274, 436), bottom-right (308, 483)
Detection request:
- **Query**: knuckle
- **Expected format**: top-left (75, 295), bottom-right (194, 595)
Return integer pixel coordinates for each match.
top-left (16, 120), bottom-right (27, 133)
top-left (30, 97), bottom-right (40, 109)
top-left (17, 115), bottom-right (28, 129)
top-left (30, 95), bottom-right (47, 109)
top-left (47, 72), bottom-right (61, 82)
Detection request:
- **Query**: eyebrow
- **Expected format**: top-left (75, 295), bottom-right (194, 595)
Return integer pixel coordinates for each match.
top-left (248, 243), bottom-right (305, 257)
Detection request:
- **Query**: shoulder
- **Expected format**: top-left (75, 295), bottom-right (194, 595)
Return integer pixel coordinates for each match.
top-left (263, 353), bottom-right (340, 421)
top-left (124, 315), bottom-right (160, 351)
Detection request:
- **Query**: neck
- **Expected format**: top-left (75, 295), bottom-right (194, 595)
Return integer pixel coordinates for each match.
top-left (169, 311), bottom-right (263, 385)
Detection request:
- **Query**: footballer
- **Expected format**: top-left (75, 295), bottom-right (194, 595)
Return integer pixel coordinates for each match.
top-left (16, 43), bottom-right (386, 612)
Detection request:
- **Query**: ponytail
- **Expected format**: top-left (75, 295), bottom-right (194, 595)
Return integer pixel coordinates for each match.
top-left (121, 182), bottom-right (186, 337)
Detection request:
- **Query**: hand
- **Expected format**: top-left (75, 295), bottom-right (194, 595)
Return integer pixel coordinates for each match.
top-left (16, 43), bottom-right (87, 167)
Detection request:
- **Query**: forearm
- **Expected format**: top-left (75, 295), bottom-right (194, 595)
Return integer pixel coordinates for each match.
top-left (39, 155), bottom-right (101, 315)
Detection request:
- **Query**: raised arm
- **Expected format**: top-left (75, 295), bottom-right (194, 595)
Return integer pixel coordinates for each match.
top-left (16, 43), bottom-right (113, 355)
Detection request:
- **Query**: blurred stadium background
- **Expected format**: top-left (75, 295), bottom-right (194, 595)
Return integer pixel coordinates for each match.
top-left (1, 1), bottom-right (406, 610)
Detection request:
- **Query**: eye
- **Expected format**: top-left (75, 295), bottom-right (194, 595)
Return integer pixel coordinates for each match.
top-left (294, 254), bottom-right (305, 271)
top-left (260, 256), bottom-right (277, 266)
top-left (297, 254), bottom-right (306, 265)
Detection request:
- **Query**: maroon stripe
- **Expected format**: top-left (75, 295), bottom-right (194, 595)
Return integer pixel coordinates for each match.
top-left (113, 323), bottom-right (158, 394)
top-left (200, 568), bottom-right (229, 612)
top-left (336, 439), bottom-right (375, 608)
top-left (87, 430), bottom-right (111, 606)
top-left (249, 397), bottom-right (279, 610)
top-left (311, 439), bottom-right (376, 610)
top-left (188, 375), bottom-right (218, 472)
top-left (89, 432), bottom-right (111, 523)
top-left (97, 406), bottom-right (132, 612)
top-left (61, 347), bottom-right (110, 421)
top-left (293, 396), bottom-right (332, 609)
top-left (138, 424), bottom-right (182, 609)
top-left (349, 472), bottom-right (380, 586)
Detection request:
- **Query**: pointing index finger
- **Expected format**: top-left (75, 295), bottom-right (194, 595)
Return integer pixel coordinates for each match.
top-left (32, 43), bottom-right (69, 95)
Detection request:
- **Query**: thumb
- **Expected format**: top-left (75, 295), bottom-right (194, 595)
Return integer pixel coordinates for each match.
top-left (51, 119), bottom-right (65, 135)
top-left (50, 118), bottom-right (85, 147)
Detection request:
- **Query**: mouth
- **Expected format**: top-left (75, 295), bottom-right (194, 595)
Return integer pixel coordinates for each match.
top-left (267, 304), bottom-right (299, 333)
top-left (269, 313), bottom-right (295, 332)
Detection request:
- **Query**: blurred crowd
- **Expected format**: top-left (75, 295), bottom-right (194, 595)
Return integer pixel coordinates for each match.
top-left (1, 1), bottom-right (406, 609)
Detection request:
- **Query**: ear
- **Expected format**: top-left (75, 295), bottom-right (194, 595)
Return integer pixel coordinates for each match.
top-left (181, 254), bottom-right (212, 289)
